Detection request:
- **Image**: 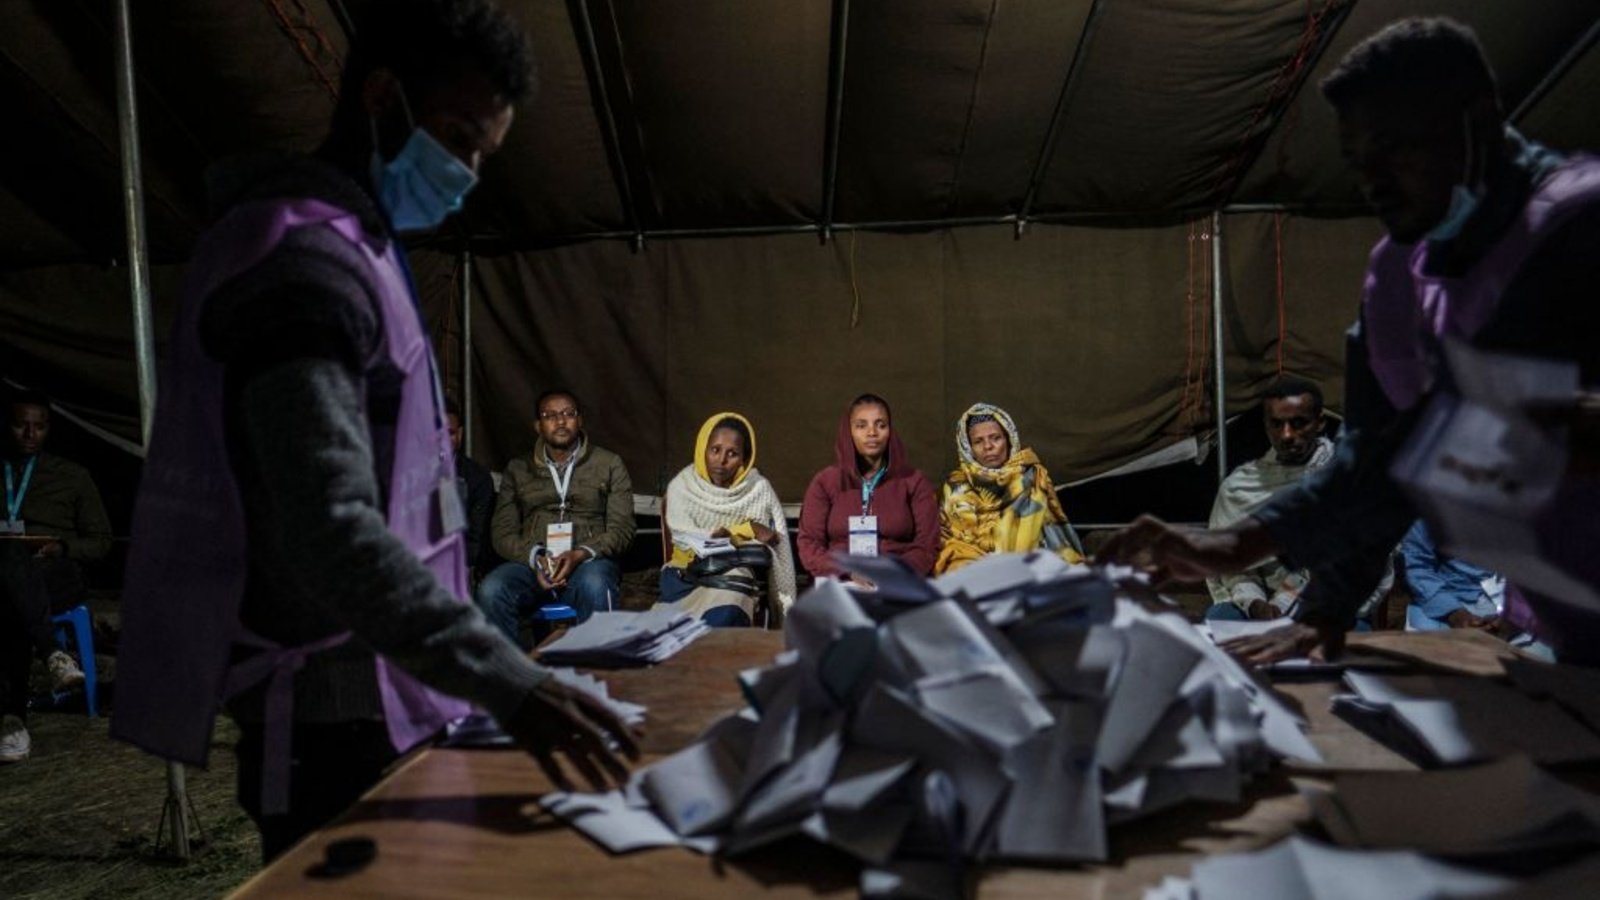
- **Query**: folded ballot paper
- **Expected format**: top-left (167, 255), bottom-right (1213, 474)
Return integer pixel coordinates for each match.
top-left (1146, 836), bottom-right (1513, 900)
top-left (1305, 755), bottom-right (1600, 857)
top-left (1390, 339), bottom-right (1600, 616)
top-left (538, 608), bottom-right (711, 667)
top-left (1330, 670), bottom-right (1600, 767)
top-left (540, 552), bottom-right (1325, 885)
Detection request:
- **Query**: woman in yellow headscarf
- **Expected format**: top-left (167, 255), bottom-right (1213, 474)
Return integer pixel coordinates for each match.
top-left (656, 413), bottom-right (796, 626)
top-left (935, 403), bottom-right (1084, 574)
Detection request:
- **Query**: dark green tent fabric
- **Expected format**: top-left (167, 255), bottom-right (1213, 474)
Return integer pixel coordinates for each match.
top-left (1, 0), bottom-right (1595, 497)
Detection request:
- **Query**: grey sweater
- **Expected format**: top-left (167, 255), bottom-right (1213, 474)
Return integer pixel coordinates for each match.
top-left (198, 153), bottom-right (547, 726)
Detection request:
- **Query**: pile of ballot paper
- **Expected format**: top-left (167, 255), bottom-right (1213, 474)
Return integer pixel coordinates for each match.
top-left (538, 608), bottom-right (711, 667)
top-left (541, 551), bottom-right (1327, 893)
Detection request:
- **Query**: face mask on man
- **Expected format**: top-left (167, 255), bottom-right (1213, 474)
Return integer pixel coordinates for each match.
top-left (369, 86), bottom-right (478, 232)
top-left (1425, 114), bottom-right (1485, 243)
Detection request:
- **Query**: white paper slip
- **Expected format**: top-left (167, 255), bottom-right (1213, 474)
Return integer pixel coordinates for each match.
top-left (1189, 836), bottom-right (1511, 900)
top-left (673, 532), bottom-right (735, 557)
top-left (539, 790), bottom-right (702, 854)
top-left (546, 521), bottom-right (575, 555)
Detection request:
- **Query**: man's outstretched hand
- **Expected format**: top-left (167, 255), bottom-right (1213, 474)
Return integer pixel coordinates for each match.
top-left (1096, 514), bottom-right (1275, 584)
top-left (503, 678), bottom-right (641, 792)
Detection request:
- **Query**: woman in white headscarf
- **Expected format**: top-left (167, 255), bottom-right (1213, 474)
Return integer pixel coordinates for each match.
top-left (656, 412), bottom-right (796, 625)
top-left (935, 402), bottom-right (1083, 574)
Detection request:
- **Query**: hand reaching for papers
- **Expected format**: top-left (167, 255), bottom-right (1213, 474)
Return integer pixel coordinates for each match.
top-left (1095, 514), bottom-right (1277, 583)
top-left (1445, 608), bottom-right (1495, 630)
top-left (503, 677), bottom-right (641, 792)
top-left (1220, 621), bottom-right (1343, 666)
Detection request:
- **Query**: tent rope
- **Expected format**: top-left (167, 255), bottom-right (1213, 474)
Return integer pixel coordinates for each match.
top-left (260, 0), bottom-right (343, 102)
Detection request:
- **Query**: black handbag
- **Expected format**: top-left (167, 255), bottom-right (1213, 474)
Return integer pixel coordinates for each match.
top-left (685, 544), bottom-right (771, 596)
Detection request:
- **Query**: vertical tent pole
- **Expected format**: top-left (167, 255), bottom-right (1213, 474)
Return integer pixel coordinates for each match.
top-left (113, 0), bottom-right (200, 861)
top-left (460, 249), bottom-right (475, 458)
top-left (818, 0), bottom-right (850, 244)
top-left (1210, 210), bottom-right (1228, 485)
top-left (114, 0), bottom-right (156, 446)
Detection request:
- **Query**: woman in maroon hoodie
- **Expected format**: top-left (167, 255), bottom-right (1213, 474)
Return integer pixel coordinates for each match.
top-left (798, 394), bottom-right (940, 580)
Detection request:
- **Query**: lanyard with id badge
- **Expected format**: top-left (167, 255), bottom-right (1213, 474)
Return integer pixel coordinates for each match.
top-left (3, 457), bottom-right (35, 535)
top-left (848, 467), bottom-right (886, 557)
top-left (542, 449), bottom-right (580, 570)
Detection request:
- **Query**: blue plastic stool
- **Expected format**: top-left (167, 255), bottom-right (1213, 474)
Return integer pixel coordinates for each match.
top-left (51, 605), bottom-right (97, 717)
top-left (537, 604), bottom-right (578, 629)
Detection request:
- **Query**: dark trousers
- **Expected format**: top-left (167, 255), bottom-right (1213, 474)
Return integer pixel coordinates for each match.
top-left (234, 719), bottom-right (398, 863)
top-left (0, 543), bottom-right (84, 719)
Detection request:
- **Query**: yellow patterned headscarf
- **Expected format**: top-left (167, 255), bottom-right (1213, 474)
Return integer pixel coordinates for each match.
top-left (693, 412), bottom-right (757, 487)
top-left (936, 403), bottom-right (1081, 573)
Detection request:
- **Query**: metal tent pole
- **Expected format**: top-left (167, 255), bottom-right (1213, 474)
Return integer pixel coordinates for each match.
top-left (460, 249), bottom-right (475, 457)
top-left (112, 0), bottom-right (201, 861)
top-left (1210, 210), bottom-right (1228, 485)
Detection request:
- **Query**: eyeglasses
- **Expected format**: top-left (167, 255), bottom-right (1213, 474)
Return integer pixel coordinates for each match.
top-left (538, 409), bottom-right (581, 421)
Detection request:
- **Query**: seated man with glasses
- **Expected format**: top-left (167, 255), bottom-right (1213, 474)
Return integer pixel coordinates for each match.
top-left (476, 389), bottom-right (635, 647)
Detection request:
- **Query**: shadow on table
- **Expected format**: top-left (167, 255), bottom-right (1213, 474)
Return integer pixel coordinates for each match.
top-left (334, 792), bottom-right (557, 837)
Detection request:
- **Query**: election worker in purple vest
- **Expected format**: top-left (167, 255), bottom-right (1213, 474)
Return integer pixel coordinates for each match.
top-left (1101, 18), bottom-right (1600, 666)
top-left (110, 0), bottom-right (636, 862)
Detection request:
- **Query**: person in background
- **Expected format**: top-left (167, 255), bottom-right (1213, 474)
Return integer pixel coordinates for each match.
top-left (1399, 519), bottom-right (1502, 631)
top-left (1099, 17), bottom-right (1600, 666)
top-left (935, 402), bottom-right (1083, 574)
top-left (445, 397), bottom-right (495, 578)
top-left (798, 394), bottom-right (939, 582)
top-left (478, 389), bottom-right (634, 644)
top-left (657, 412), bottom-right (796, 625)
top-left (1203, 379), bottom-right (1391, 625)
top-left (1, 390), bottom-right (109, 763)
top-left (110, 0), bottom-right (636, 861)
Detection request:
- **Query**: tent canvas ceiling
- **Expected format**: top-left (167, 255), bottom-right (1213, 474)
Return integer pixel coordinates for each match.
top-left (1, 0), bottom-right (1596, 499)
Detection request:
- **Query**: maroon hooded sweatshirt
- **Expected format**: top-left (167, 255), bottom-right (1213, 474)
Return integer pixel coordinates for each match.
top-left (797, 408), bottom-right (939, 577)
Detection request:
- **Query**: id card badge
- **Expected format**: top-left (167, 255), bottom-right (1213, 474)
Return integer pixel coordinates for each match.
top-left (0, 519), bottom-right (23, 536)
top-left (546, 521), bottom-right (575, 556)
top-left (847, 515), bottom-right (879, 557)
top-left (437, 478), bottom-right (467, 536)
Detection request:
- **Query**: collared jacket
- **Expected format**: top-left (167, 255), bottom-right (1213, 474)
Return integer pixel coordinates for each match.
top-left (491, 437), bottom-right (636, 565)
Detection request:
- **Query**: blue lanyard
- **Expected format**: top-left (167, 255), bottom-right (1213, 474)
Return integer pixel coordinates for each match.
top-left (860, 466), bottom-right (886, 516)
top-left (5, 457), bottom-right (36, 522)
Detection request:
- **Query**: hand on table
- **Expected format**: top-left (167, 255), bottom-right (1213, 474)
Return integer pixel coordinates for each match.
top-left (1247, 599), bottom-right (1286, 621)
top-left (33, 540), bottom-right (63, 559)
top-left (748, 522), bottom-right (780, 547)
top-left (503, 678), bottom-right (641, 792)
top-left (1221, 621), bottom-right (1345, 667)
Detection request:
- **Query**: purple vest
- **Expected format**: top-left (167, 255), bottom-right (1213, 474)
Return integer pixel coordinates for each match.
top-left (111, 199), bottom-right (470, 799)
top-left (1363, 159), bottom-right (1600, 654)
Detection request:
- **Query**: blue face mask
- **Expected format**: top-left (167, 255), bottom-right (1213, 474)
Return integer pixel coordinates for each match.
top-left (1426, 114), bottom-right (1484, 243)
top-left (1425, 183), bottom-right (1481, 242)
top-left (369, 99), bottom-right (478, 232)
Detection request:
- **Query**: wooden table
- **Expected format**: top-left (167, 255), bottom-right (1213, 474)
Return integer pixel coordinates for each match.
top-left (229, 629), bottom-right (1430, 899)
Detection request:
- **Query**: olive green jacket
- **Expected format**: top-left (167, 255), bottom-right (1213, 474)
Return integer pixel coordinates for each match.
top-left (490, 438), bottom-right (635, 565)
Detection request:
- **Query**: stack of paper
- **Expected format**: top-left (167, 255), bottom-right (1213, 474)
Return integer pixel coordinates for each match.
top-left (673, 532), bottom-right (735, 557)
top-left (538, 608), bottom-right (710, 667)
top-left (1149, 836), bottom-right (1513, 900)
top-left (1306, 755), bottom-right (1600, 856)
top-left (541, 552), bottom-right (1326, 879)
top-left (1330, 670), bottom-right (1600, 766)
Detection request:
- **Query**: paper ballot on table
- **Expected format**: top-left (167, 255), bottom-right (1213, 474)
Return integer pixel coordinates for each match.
top-left (1308, 755), bottom-right (1600, 855)
top-left (1186, 836), bottom-right (1512, 900)
top-left (831, 552), bottom-right (940, 603)
top-left (914, 664), bottom-right (1054, 754)
top-left (539, 608), bottom-right (710, 667)
top-left (1339, 670), bottom-right (1600, 766)
top-left (538, 790), bottom-right (716, 854)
